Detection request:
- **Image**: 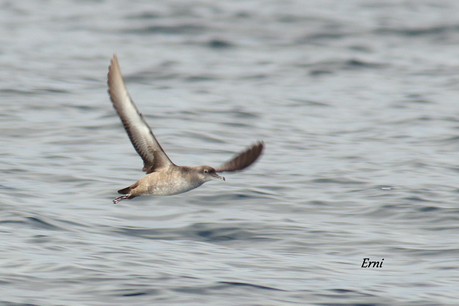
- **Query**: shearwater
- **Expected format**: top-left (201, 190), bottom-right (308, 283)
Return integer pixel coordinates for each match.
top-left (107, 55), bottom-right (264, 204)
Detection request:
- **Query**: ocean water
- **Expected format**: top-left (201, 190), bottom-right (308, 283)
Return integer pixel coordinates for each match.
top-left (1, 0), bottom-right (459, 305)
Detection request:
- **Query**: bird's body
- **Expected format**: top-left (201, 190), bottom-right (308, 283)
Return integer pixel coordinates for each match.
top-left (107, 54), bottom-right (264, 204)
top-left (119, 166), bottom-right (211, 198)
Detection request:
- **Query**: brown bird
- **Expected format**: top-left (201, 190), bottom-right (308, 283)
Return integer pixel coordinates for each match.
top-left (107, 54), bottom-right (264, 204)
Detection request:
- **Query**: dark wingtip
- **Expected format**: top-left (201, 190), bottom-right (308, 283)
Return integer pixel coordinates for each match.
top-left (257, 140), bottom-right (264, 151)
top-left (215, 140), bottom-right (265, 173)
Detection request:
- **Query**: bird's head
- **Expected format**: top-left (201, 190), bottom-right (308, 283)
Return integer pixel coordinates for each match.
top-left (196, 165), bottom-right (225, 182)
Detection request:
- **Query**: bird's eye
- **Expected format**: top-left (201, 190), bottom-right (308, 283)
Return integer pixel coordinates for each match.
top-left (204, 169), bottom-right (208, 173)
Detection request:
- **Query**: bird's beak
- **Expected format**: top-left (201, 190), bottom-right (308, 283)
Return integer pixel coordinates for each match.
top-left (211, 172), bottom-right (225, 181)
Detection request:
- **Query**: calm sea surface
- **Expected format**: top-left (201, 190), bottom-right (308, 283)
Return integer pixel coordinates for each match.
top-left (1, 1), bottom-right (459, 305)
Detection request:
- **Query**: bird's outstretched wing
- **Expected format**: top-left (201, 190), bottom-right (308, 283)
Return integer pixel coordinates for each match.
top-left (107, 54), bottom-right (175, 173)
top-left (215, 142), bottom-right (264, 173)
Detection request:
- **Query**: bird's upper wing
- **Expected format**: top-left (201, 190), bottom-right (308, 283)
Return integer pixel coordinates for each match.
top-left (107, 54), bottom-right (175, 174)
top-left (215, 142), bottom-right (264, 173)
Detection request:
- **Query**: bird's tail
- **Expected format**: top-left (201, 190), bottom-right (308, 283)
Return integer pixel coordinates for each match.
top-left (118, 181), bottom-right (139, 194)
top-left (118, 186), bottom-right (131, 194)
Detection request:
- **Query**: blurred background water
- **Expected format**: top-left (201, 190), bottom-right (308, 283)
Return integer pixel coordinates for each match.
top-left (1, 0), bottom-right (459, 305)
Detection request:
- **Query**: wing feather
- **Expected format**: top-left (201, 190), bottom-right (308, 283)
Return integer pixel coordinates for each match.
top-left (107, 54), bottom-right (174, 173)
top-left (215, 142), bottom-right (264, 173)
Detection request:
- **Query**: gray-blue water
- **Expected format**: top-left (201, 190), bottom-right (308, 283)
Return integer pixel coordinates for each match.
top-left (1, 1), bottom-right (459, 305)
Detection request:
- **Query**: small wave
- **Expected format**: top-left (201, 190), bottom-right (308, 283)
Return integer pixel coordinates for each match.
top-left (312, 178), bottom-right (366, 185)
top-left (185, 74), bottom-right (219, 82)
top-left (124, 24), bottom-right (206, 35)
top-left (288, 98), bottom-right (330, 107)
top-left (0, 216), bottom-right (63, 231)
top-left (26, 217), bottom-right (62, 231)
top-left (115, 222), bottom-right (273, 243)
top-left (217, 281), bottom-right (286, 291)
top-left (0, 302), bottom-right (43, 306)
top-left (306, 58), bottom-right (387, 76)
top-left (207, 39), bottom-right (234, 49)
top-left (0, 88), bottom-right (70, 96)
top-left (375, 24), bottom-right (459, 37)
